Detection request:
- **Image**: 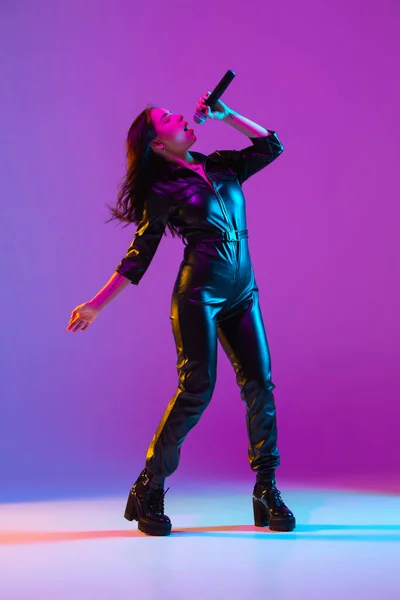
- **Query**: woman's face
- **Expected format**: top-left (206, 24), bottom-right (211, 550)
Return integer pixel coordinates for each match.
top-left (150, 107), bottom-right (196, 155)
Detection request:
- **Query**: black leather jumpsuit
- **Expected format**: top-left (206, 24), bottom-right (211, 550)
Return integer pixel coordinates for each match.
top-left (115, 131), bottom-right (284, 483)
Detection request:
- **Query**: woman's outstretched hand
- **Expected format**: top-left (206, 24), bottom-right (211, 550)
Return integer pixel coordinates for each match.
top-left (196, 91), bottom-right (231, 121)
top-left (66, 301), bottom-right (100, 333)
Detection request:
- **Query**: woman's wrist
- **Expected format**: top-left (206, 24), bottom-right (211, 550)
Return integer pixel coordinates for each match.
top-left (222, 108), bottom-right (235, 122)
top-left (222, 109), bottom-right (270, 138)
top-left (89, 272), bottom-right (131, 312)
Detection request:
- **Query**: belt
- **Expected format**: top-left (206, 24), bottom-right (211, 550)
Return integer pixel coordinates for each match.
top-left (183, 228), bottom-right (248, 245)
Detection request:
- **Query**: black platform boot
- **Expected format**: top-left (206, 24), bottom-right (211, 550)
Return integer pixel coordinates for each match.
top-left (253, 476), bottom-right (296, 532)
top-left (124, 468), bottom-right (172, 536)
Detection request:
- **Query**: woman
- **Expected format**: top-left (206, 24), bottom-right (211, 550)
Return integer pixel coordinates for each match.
top-left (66, 91), bottom-right (296, 536)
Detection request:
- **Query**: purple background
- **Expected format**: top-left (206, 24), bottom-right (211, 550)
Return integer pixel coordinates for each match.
top-left (1, 0), bottom-right (399, 501)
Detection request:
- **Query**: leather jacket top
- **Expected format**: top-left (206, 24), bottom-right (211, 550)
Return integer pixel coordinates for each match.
top-left (114, 131), bottom-right (284, 285)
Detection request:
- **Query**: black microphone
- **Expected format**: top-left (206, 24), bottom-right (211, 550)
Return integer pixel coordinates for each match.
top-left (193, 69), bottom-right (236, 125)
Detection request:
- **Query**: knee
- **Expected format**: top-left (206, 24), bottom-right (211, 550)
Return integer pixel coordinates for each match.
top-left (178, 363), bottom-right (216, 402)
top-left (239, 377), bottom-right (276, 400)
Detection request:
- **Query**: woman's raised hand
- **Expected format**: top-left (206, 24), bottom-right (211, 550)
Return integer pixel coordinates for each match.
top-left (66, 301), bottom-right (100, 333)
top-left (196, 91), bottom-right (231, 121)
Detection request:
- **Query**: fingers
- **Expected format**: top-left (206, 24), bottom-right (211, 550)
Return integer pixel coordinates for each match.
top-left (196, 98), bottom-right (210, 117)
top-left (196, 100), bottom-right (208, 112)
top-left (72, 321), bottom-right (82, 333)
top-left (199, 91), bottom-right (211, 103)
top-left (197, 105), bottom-right (210, 118)
top-left (66, 313), bottom-right (90, 332)
top-left (71, 317), bottom-right (83, 332)
top-left (66, 308), bottom-right (78, 330)
top-left (196, 91), bottom-right (213, 118)
top-left (196, 91), bottom-right (211, 107)
top-left (66, 319), bottom-right (77, 331)
top-left (71, 319), bottom-right (89, 333)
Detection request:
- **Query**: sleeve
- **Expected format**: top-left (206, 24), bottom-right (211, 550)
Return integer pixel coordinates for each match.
top-left (214, 131), bottom-right (284, 185)
top-left (114, 204), bottom-right (169, 286)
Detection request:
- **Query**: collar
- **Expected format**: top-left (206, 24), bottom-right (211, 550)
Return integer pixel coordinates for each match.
top-left (155, 150), bottom-right (220, 182)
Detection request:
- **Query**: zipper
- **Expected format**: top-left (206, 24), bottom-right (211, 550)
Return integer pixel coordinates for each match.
top-left (189, 165), bottom-right (231, 226)
top-left (212, 180), bottom-right (231, 226)
top-left (186, 165), bottom-right (240, 282)
top-left (211, 181), bottom-right (239, 282)
top-left (205, 171), bottom-right (240, 283)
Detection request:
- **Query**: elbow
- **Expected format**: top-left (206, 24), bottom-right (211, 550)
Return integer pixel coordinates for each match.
top-left (275, 139), bottom-right (284, 155)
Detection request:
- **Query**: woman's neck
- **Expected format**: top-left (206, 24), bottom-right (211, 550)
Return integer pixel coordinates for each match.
top-left (165, 150), bottom-right (201, 169)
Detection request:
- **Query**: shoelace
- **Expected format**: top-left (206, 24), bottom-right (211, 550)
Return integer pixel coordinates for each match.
top-left (269, 487), bottom-right (285, 507)
top-left (148, 487), bottom-right (170, 514)
top-left (259, 483), bottom-right (285, 507)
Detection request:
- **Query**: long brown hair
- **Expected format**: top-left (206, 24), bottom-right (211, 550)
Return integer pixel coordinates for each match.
top-left (105, 104), bottom-right (180, 238)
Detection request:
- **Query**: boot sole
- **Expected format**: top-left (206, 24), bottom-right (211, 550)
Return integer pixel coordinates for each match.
top-left (138, 518), bottom-right (172, 536)
top-left (253, 498), bottom-right (296, 531)
top-left (269, 516), bottom-right (296, 532)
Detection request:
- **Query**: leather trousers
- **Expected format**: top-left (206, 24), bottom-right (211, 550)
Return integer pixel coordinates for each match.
top-left (145, 229), bottom-right (280, 481)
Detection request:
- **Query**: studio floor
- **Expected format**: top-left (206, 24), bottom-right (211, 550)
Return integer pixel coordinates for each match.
top-left (0, 482), bottom-right (399, 599)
